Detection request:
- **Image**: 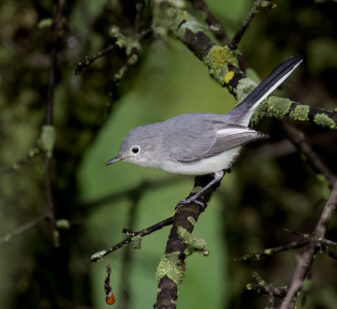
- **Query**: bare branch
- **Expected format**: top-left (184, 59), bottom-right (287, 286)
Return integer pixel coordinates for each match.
top-left (280, 180), bottom-right (337, 309)
top-left (74, 44), bottom-right (115, 75)
top-left (0, 146), bottom-right (41, 174)
top-left (230, 0), bottom-right (270, 49)
top-left (43, 0), bottom-right (65, 246)
top-left (0, 216), bottom-right (46, 245)
top-left (118, 195), bottom-right (140, 308)
top-left (90, 216), bottom-right (174, 262)
top-left (235, 240), bottom-right (309, 263)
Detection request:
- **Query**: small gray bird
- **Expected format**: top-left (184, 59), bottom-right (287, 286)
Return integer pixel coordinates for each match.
top-left (106, 56), bottom-right (302, 205)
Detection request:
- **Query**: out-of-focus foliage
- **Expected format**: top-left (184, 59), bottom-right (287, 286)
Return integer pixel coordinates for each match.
top-left (0, 0), bottom-right (337, 309)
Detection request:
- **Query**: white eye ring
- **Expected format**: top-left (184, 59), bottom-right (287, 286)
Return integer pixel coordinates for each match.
top-left (131, 146), bottom-right (140, 154)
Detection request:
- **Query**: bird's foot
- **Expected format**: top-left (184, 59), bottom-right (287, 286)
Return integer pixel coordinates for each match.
top-left (176, 195), bottom-right (205, 210)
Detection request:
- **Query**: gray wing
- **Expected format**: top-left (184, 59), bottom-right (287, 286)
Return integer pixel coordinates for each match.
top-left (166, 117), bottom-right (268, 162)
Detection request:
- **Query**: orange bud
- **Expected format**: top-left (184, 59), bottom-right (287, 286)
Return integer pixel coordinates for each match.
top-left (106, 290), bottom-right (115, 305)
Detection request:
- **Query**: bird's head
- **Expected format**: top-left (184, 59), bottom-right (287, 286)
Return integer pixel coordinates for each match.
top-left (105, 123), bottom-right (161, 168)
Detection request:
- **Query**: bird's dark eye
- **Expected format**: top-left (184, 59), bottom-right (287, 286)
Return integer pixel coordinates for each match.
top-left (132, 146), bottom-right (140, 154)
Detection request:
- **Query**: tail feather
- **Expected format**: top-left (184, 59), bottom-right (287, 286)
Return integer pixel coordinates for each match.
top-left (227, 56), bottom-right (302, 126)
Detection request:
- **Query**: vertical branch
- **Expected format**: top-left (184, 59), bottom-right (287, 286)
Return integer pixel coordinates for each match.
top-left (43, 0), bottom-right (65, 243)
top-left (118, 196), bottom-right (140, 309)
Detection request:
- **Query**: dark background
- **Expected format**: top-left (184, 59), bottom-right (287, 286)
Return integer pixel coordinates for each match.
top-left (0, 0), bottom-right (336, 308)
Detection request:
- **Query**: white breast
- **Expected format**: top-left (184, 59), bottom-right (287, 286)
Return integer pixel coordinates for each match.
top-left (158, 147), bottom-right (241, 175)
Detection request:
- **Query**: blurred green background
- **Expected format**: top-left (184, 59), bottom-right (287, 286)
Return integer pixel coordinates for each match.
top-left (1, 0), bottom-right (337, 308)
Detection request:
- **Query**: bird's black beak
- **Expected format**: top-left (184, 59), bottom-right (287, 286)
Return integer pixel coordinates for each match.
top-left (105, 155), bottom-right (123, 166)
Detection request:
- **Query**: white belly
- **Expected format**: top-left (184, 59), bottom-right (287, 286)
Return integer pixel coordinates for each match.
top-left (159, 147), bottom-right (241, 175)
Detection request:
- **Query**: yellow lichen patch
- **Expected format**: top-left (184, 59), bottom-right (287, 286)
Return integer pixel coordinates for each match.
top-left (209, 45), bottom-right (236, 69)
top-left (224, 71), bottom-right (235, 84)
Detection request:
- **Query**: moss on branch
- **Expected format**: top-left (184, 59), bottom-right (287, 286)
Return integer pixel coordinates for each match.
top-left (159, 4), bottom-right (337, 128)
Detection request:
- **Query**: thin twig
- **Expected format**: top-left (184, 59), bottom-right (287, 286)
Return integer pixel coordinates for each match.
top-left (74, 44), bottom-right (115, 75)
top-left (118, 195), bottom-right (140, 309)
top-left (247, 272), bottom-right (288, 299)
top-left (0, 216), bottom-right (46, 245)
top-left (90, 216), bottom-right (174, 262)
top-left (44, 0), bottom-right (65, 244)
top-left (235, 240), bottom-right (309, 263)
top-left (280, 181), bottom-right (337, 309)
top-left (230, 0), bottom-right (266, 49)
top-left (230, 0), bottom-right (269, 50)
top-left (0, 146), bottom-right (41, 174)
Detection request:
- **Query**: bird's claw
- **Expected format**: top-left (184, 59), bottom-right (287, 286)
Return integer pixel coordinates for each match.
top-left (175, 197), bottom-right (205, 210)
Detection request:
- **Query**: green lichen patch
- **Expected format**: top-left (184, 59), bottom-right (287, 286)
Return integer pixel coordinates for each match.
top-left (265, 96), bottom-right (292, 118)
top-left (264, 248), bottom-right (272, 255)
top-left (250, 100), bottom-right (268, 127)
top-left (56, 219), bottom-right (70, 229)
top-left (177, 226), bottom-right (207, 256)
top-left (38, 125), bottom-right (55, 158)
top-left (187, 216), bottom-right (196, 226)
top-left (289, 105), bottom-right (310, 121)
top-left (131, 235), bottom-right (142, 249)
top-left (156, 252), bottom-right (185, 285)
top-left (236, 77), bottom-right (258, 103)
top-left (109, 26), bottom-right (140, 56)
top-left (314, 113), bottom-right (336, 129)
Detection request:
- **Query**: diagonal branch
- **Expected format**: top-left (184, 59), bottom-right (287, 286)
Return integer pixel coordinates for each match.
top-left (0, 216), bottom-right (46, 245)
top-left (280, 180), bottom-right (337, 309)
top-left (90, 216), bottom-right (174, 262)
top-left (230, 0), bottom-right (268, 50)
top-left (191, 0), bottom-right (229, 44)
top-left (161, 4), bottom-right (337, 128)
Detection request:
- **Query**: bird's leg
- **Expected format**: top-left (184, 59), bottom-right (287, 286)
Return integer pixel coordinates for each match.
top-left (177, 169), bottom-right (226, 209)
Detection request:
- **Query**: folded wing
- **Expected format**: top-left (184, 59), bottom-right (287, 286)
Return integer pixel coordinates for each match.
top-left (167, 118), bottom-right (268, 162)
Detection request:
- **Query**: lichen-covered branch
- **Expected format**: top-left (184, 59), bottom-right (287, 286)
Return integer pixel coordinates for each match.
top-left (247, 272), bottom-right (288, 301)
top-left (155, 173), bottom-right (224, 309)
top-left (158, 3), bottom-right (337, 128)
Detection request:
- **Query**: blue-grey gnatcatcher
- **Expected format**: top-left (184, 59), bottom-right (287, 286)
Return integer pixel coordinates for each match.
top-left (106, 56), bottom-right (302, 206)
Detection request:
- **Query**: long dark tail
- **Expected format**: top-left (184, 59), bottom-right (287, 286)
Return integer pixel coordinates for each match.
top-left (227, 56), bottom-right (302, 126)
